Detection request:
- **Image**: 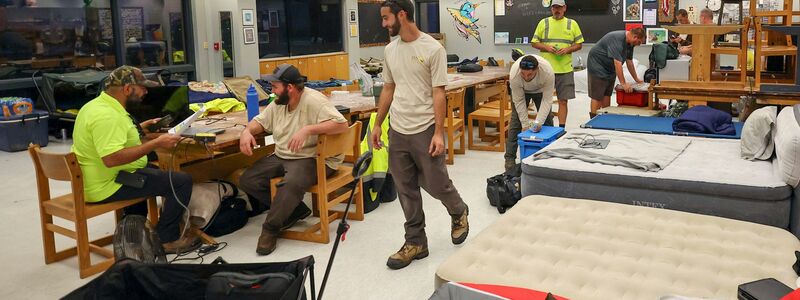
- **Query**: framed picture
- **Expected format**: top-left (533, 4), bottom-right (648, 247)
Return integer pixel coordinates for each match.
top-left (645, 28), bottom-right (667, 45)
top-left (349, 9), bottom-right (357, 23)
top-left (623, 0), bottom-right (643, 22)
top-left (242, 9), bottom-right (254, 26)
top-left (269, 10), bottom-right (279, 28)
top-left (243, 27), bottom-right (256, 44)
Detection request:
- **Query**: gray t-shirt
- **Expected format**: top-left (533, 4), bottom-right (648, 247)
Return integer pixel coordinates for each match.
top-left (587, 30), bottom-right (634, 79)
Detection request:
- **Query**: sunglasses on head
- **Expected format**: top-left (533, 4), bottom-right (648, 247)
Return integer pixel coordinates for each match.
top-left (520, 61), bottom-right (536, 70)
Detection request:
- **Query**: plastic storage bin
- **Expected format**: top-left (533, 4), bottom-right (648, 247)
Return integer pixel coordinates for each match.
top-left (518, 126), bottom-right (565, 159)
top-left (615, 89), bottom-right (648, 107)
top-left (0, 109), bottom-right (49, 152)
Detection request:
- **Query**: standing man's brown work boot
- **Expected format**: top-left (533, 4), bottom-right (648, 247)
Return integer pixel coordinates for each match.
top-left (451, 206), bottom-right (469, 245)
top-left (386, 243), bottom-right (429, 270)
top-left (256, 230), bottom-right (279, 255)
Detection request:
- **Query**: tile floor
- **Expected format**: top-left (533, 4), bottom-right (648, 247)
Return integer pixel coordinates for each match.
top-left (0, 94), bottom-right (599, 299)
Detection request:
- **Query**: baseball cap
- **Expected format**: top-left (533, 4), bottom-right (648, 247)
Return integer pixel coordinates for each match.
top-left (262, 64), bottom-right (306, 84)
top-left (551, 0), bottom-right (566, 6)
top-left (104, 66), bottom-right (161, 89)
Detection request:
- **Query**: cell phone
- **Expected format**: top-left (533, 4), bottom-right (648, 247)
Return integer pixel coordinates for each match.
top-left (147, 115), bottom-right (174, 132)
top-left (115, 171), bottom-right (146, 189)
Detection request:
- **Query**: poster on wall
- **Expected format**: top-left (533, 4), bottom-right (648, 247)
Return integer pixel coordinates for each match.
top-left (646, 28), bottom-right (667, 44)
top-left (242, 9), bottom-right (254, 26)
top-left (658, 0), bottom-right (675, 22)
top-left (623, 0), bottom-right (642, 22)
top-left (494, 0), bottom-right (505, 16)
top-left (121, 7), bottom-right (144, 41)
top-left (447, 0), bottom-right (486, 44)
top-left (243, 27), bottom-right (256, 44)
top-left (495, 32), bottom-right (509, 44)
top-left (643, 8), bottom-right (657, 25)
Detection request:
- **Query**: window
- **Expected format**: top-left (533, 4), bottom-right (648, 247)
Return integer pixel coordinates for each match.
top-left (416, 0), bottom-right (440, 34)
top-left (256, 0), bottom-right (344, 58)
top-left (118, 0), bottom-right (189, 68)
top-left (0, 1), bottom-right (115, 80)
top-left (0, 0), bottom-right (191, 84)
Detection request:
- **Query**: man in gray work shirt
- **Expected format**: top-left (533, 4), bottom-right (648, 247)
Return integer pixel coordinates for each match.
top-left (504, 54), bottom-right (555, 170)
top-left (587, 28), bottom-right (645, 117)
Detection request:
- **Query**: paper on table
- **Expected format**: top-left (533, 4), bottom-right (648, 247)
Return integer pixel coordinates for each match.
top-left (644, 9), bottom-right (657, 26)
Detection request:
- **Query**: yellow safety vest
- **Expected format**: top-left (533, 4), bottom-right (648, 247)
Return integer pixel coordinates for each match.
top-left (532, 17), bottom-right (584, 74)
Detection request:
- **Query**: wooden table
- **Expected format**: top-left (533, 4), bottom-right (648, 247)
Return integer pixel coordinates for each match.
top-left (326, 67), bottom-right (512, 121)
top-left (663, 25), bottom-right (743, 82)
top-left (651, 80), bottom-right (750, 107)
top-left (754, 90), bottom-right (800, 105)
top-left (446, 66), bottom-right (510, 91)
top-left (154, 109), bottom-right (273, 184)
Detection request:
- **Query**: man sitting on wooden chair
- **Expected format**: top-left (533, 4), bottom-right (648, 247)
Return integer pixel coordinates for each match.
top-left (239, 64), bottom-right (349, 255)
top-left (505, 54), bottom-right (555, 171)
top-left (71, 66), bottom-right (199, 254)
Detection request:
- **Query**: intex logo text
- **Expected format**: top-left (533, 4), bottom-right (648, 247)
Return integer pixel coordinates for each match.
top-left (631, 201), bottom-right (666, 209)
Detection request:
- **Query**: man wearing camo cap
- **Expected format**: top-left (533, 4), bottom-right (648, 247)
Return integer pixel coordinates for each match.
top-left (72, 65), bottom-right (201, 254)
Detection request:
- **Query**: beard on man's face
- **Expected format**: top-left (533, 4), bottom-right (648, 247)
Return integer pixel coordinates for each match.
top-left (387, 20), bottom-right (401, 37)
top-left (275, 89), bottom-right (290, 105)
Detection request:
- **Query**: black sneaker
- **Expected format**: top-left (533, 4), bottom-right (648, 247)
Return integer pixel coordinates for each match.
top-left (280, 202), bottom-right (312, 231)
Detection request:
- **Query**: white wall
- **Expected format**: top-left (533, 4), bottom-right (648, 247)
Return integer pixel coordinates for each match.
top-left (192, 0), bottom-right (260, 82)
top-left (345, 0), bottom-right (652, 67)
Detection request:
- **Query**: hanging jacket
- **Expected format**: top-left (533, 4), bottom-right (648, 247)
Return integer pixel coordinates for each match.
top-left (359, 113), bottom-right (396, 212)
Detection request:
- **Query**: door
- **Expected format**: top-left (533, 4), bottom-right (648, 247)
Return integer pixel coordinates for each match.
top-left (220, 11), bottom-right (235, 78)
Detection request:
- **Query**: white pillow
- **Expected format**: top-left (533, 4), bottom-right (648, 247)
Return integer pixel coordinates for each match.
top-left (773, 106), bottom-right (800, 187)
top-left (741, 106), bottom-right (777, 160)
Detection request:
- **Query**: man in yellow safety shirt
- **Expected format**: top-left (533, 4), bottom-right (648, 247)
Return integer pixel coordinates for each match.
top-left (531, 0), bottom-right (583, 128)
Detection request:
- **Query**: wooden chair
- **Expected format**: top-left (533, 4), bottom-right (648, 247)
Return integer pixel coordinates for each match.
top-left (269, 122), bottom-right (365, 244)
top-left (28, 144), bottom-right (159, 278)
top-left (444, 88), bottom-right (466, 165)
top-left (468, 80), bottom-right (511, 152)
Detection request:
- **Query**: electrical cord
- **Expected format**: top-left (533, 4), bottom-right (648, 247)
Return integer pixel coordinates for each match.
top-left (566, 134), bottom-right (606, 149)
top-left (166, 136), bottom-right (227, 262)
top-left (170, 242), bottom-right (228, 264)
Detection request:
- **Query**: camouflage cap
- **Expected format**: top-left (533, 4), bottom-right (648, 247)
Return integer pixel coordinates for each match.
top-left (104, 66), bottom-right (161, 89)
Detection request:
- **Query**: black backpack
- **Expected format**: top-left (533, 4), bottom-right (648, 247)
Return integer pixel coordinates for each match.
top-left (486, 164), bottom-right (522, 213)
top-left (204, 182), bottom-right (250, 237)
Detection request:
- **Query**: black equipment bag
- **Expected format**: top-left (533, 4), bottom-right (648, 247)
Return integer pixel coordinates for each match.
top-left (63, 256), bottom-right (315, 300)
top-left (457, 63), bottom-right (483, 73)
top-left (486, 164), bottom-right (522, 214)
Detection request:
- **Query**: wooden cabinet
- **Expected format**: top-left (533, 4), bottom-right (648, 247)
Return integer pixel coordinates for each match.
top-left (260, 53), bottom-right (349, 81)
top-left (260, 61), bottom-right (276, 75)
top-left (307, 57), bottom-right (323, 81)
top-left (320, 56), bottom-right (337, 80)
top-left (295, 59), bottom-right (309, 77)
top-left (335, 55), bottom-right (349, 80)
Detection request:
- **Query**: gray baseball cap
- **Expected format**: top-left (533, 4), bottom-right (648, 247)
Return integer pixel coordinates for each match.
top-left (261, 64), bottom-right (306, 84)
top-left (551, 0), bottom-right (566, 6)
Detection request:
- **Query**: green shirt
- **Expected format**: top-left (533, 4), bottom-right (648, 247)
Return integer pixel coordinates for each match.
top-left (71, 92), bottom-right (147, 202)
top-left (531, 16), bottom-right (585, 74)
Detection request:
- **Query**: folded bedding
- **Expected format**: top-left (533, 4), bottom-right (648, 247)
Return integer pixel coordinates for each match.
top-left (673, 105), bottom-right (735, 136)
top-left (534, 129), bottom-right (691, 171)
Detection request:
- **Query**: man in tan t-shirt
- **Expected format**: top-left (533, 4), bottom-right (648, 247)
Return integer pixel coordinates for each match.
top-left (239, 64), bottom-right (349, 255)
top-left (371, 0), bottom-right (469, 270)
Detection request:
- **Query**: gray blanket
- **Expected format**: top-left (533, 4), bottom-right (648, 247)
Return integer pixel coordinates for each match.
top-left (534, 130), bottom-right (691, 171)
